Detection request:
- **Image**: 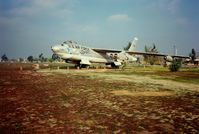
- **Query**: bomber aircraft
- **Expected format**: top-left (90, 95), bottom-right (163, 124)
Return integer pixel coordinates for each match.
top-left (51, 37), bottom-right (190, 68)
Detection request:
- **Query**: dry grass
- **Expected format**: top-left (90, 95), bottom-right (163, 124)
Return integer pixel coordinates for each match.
top-left (111, 90), bottom-right (175, 97)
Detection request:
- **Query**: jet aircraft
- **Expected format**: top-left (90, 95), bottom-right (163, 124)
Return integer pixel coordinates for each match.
top-left (51, 37), bottom-right (190, 68)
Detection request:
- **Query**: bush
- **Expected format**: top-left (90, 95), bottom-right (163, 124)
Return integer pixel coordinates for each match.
top-left (169, 59), bottom-right (182, 72)
top-left (27, 56), bottom-right (34, 62)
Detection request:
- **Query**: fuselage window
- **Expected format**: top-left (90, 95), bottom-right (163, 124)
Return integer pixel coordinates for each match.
top-left (75, 45), bottom-right (79, 49)
top-left (68, 44), bottom-right (72, 48)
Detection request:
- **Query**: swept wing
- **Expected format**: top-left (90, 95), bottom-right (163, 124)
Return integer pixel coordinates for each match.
top-left (127, 51), bottom-right (189, 59)
top-left (92, 48), bottom-right (121, 53)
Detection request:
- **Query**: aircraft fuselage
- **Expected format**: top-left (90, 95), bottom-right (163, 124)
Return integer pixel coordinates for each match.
top-left (51, 41), bottom-right (123, 67)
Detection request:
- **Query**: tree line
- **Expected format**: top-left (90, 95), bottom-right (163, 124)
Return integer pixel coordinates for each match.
top-left (1, 53), bottom-right (60, 63)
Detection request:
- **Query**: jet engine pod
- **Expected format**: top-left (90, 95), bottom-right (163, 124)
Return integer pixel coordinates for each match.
top-left (113, 53), bottom-right (118, 59)
top-left (164, 56), bottom-right (173, 62)
top-left (109, 53), bottom-right (118, 59)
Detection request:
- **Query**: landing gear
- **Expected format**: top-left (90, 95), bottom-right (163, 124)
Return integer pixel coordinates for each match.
top-left (111, 63), bottom-right (119, 69)
top-left (75, 64), bottom-right (90, 69)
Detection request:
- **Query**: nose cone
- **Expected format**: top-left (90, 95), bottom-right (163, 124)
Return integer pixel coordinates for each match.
top-left (51, 46), bottom-right (60, 52)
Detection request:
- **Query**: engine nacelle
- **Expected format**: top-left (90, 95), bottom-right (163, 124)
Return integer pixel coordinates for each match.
top-left (164, 56), bottom-right (173, 62)
top-left (108, 53), bottom-right (118, 60)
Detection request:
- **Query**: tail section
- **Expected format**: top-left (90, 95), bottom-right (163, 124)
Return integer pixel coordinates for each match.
top-left (127, 37), bottom-right (138, 51)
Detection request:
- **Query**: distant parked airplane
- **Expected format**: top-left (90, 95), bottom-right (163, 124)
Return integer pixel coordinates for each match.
top-left (51, 37), bottom-right (190, 68)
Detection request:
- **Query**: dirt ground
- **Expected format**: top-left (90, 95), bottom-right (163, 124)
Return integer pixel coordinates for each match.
top-left (0, 63), bottom-right (199, 134)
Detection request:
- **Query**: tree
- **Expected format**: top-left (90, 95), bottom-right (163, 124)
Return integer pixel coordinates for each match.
top-left (27, 56), bottom-right (34, 62)
top-left (39, 53), bottom-right (44, 62)
top-left (144, 43), bottom-right (159, 65)
top-left (124, 42), bottom-right (131, 51)
top-left (189, 48), bottom-right (196, 64)
top-left (39, 53), bottom-right (43, 59)
top-left (1, 54), bottom-right (8, 61)
top-left (18, 58), bottom-right (24, 62)
top-left (52, 54), bottom-right (60, 61)
top-left (169, 59), bottom-right (182, 72)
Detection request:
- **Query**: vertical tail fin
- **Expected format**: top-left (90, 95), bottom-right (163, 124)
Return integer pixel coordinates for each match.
top-left (127, 37), bottom-right (138, 51)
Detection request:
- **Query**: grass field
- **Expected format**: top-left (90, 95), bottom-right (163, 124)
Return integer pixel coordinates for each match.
top-left (0, 63), bottom-right (199, 133)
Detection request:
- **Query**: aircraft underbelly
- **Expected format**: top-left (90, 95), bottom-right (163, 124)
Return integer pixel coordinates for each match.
top-left (80, 59), bottom-right (91, 65)
top-left (58, 52), bottom-right (113, 65)
top-left (89, 56), bottom-right (111, 63)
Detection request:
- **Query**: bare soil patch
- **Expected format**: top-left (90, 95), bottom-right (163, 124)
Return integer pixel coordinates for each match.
top-left (0, 63), bottom-right (199, 133)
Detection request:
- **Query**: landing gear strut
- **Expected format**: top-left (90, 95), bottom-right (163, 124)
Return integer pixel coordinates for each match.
top-left (75, 64), bottom-right (89, 69)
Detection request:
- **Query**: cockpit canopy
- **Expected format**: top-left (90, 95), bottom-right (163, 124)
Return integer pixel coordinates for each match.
top-left (61, 40), bottom-right (83, 49)
top-left (63, 40), bottom-right (77, 44)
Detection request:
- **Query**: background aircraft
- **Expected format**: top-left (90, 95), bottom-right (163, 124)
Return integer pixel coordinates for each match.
top-left (51, 37), bottom-right (190, 68)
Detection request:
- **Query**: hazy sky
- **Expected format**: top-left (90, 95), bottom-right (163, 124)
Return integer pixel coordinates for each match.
top-left (0, 0), bottom-right (199, 58)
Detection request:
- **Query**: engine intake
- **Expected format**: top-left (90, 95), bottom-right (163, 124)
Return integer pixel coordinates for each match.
top-left (164, 56), bottom-right (173, 62)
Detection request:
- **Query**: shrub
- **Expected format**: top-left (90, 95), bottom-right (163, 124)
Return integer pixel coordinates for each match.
top-left (169, 59), bottom-right (182, 72)
top-left (27, 56), bottom-right (34, 62)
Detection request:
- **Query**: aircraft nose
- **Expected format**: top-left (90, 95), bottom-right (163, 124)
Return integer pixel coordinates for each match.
top-left (51, 46), bottom-right (59, 52)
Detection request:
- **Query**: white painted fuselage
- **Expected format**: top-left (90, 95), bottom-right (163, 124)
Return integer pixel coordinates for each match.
top-left (51, 40), bottom-right (137, 67)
